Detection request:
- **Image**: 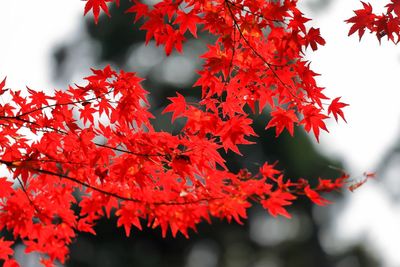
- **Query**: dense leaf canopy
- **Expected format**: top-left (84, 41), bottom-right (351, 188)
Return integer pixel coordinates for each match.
top-left (0, 0), bottom-right (390, 266)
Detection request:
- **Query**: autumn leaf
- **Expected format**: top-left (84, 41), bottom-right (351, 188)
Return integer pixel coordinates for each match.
top-left (266, 108), bottom-right (299, 137)
top-left (84, 0), bottom-right (111, 24)
top-left (217, 116), bottom-right (257, 154)
top-left (260, 161), bottom-right (280, 179)
top-left (162, 92), bottom-right (187, 122)
top-left (304, 185), bottom-right (331, 206)
top-left (328, 97), bottom-right (349, 122)
top-left (174, 10), bottom-right (202, 37)
top-left (305, 27), bottom-right (326, 51)
top-left (79, 104), bottom-right (97, 125)
top-left (116, 203), bottom-right (143, 237)
top-left (386, 0), bottom-right (400, 16)
top-left (27, 87), bottom-right (49, 107)
top-left (0, 238), bottom-right (14, 260)
top-left (164, 25), bottom-right (185, 55)
top-left (300, 105), bottom-right (329, 142)
top-left (345, 2), bottom-right (376, 40)
top-left (262, 190), bottom-right (296, 218)
top-left (125, 0), bottom-right (149, 23)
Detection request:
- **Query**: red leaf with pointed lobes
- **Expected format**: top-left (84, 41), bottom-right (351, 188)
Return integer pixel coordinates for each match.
top-left (288, 9), bottom-right (310, 33)
top-left (164, 26), bottom-right (185, 55)
top-left (300, 105), bottom-right (329, 142)
top-left (262, 190), bottom-right (296, 218)
top-left (125, 0), bottom-right (149, 23)
top-left (266, 108), bottom-right (299, 137)
top-left (260, 161), bottom-right (280, 179)
top-left (304, 185), bottom-right (331, 206)
top-left (328, 97), bottom-right (349, 122)
top-left (345, 2), bottom-right (376, 40)
top-left (95, 98), bottom-right (113, 116)
top-left (305, 27), bottom-right (326, 51)
top-left (27, 87), bottom-right (49, 107)
top-left (386, 0), bottom-right (400, 16)
top-left (0, 238), bottom-right (14, 260)
top-left (316, 177), bottom-right (348, 192)
top-left (218, 116), bottom-right (257, 155)
top-left (374, 14), bottom-right (400, 43)
top-left (77, 218), bottom-right (97, 235)
top-left (258, 89), bottom-right (274, 113)
top-left (79, 104), bottom-right (97, 125)
top-left (162, 92), bottom-right (187, 122)
top-left (116, 202), bottom-right (143, 237)
top-left (174, 10), bottom-right (202, 37)
top-left (84, 0), bottom-right (111, 24)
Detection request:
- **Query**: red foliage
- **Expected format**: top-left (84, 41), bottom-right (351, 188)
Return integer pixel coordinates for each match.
top-left (1, 0), bottom-right (386, 265)
top-left (346, 0), bottom-right (400, 43)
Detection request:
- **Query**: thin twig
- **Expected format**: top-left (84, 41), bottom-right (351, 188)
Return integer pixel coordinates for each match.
top-left (0, 159), bottom-right (224, 206)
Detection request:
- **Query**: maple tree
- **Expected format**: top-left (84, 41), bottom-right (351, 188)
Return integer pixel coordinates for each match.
top-left (0, 0), bottom-right (389, 266)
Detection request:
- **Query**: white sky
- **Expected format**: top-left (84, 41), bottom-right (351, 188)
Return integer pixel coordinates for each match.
top-left (303, 0), bottom-right (400, 175)
top-left (1, 0), bottom-right (400, 266)
top-left (0, 1), bottom-right (82, 88)
top-left (301, 1), bottom-right (400, 266)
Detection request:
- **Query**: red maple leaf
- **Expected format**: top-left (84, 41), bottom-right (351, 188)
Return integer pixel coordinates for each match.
top-left (164, 25), bottom-right (185, 55)
top-left (217, 116), bottom-right (257, 154)
top-left (84, 0), bottom-right (111, 24)
top-left (174, 10), bottom-right (202, 37)
top-left (79, 103), bottom-right (97, 125)
top-left (304, 185), bottom-right (331, 206)
top-left (116, 202), bottom-right (143, 237)
top-left (262, 190), bottom-right (296, 218)
top-left (162, 92), bottom-right (187, 122)
top-left (0, 238), bottom-right (14, 260)
top-left (125, 0), bottom-right (149, 23)
top-left (27, 87), bottom-right (49, 107)
top-left (260, 161), bottom-right (280, 179)
top-left (300, 105), bottom-right (329, 142)
top-left (345, 2), bottom-right (376, 40)
top-left (386, 0), bottom-right (400, 16)
top-left (266, 108), bottom-right (299, 137)
top-left (328, 97), bottom-right (349, 122)
top-left (305, 27), bottom-right (326, 51)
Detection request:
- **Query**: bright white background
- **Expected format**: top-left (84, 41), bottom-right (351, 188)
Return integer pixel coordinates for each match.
top-left (1, 0), bottom-right (400, 266)
top-left (302, 1), bottom-right (400, 266)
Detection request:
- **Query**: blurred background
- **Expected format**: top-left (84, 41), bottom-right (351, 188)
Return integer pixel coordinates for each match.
top-left (1, 0), bottom-right (400, 266)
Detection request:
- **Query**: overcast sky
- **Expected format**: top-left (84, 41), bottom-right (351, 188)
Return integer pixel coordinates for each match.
top-left (1, 1), bottom-right (400, 266)
top-left (301, 1), bottom-right (400, 266)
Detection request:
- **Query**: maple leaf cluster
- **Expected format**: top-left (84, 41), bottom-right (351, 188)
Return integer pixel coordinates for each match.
top-left (0, 0), bottom-right (383, 265)
top-left (0, 65), bottom-right (350, 266)
top-left (346, 0), bottom-right (400, 43)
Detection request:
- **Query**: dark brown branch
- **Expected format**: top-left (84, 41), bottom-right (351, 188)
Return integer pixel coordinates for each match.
top-left (0, 115), bottom-right (169, 158)
top-left (225, 0), bottom-right (287, 25)
top-left (0, 159), bottom-right (223, 206)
